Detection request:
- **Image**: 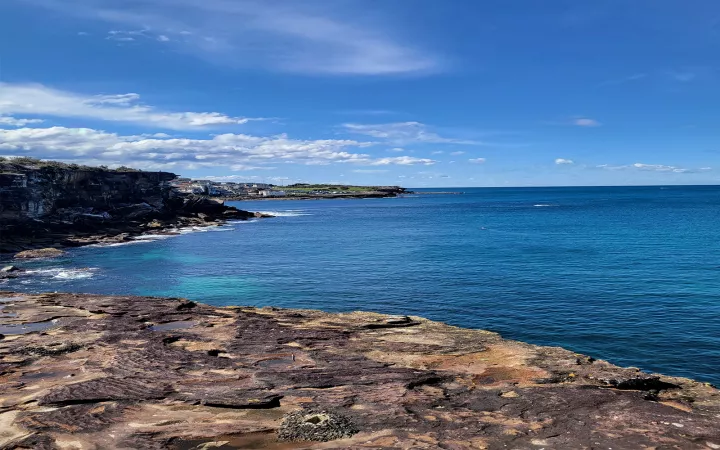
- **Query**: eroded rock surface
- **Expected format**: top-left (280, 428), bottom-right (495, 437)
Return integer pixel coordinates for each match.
top-left (0, 292), bottom-right (718, 449)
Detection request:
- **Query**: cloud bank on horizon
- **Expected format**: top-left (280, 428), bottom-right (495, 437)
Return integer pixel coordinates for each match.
top-left (0, 0), bottom-right (718, 186)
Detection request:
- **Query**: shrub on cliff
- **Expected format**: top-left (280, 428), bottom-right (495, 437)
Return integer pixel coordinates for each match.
top-left (0, 157), bottom-right (147, 173)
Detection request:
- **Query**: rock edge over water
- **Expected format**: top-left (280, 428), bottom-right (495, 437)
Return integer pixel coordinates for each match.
top-left (0, 160), bottom-right (268, 253)
top-left (0, 292), bottom-right (718, 449)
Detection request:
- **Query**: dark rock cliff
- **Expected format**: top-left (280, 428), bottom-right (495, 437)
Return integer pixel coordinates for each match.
top-left (0, 161), bottom-right (176, 223)
top-left (0, 160), bottom-right (262, 253)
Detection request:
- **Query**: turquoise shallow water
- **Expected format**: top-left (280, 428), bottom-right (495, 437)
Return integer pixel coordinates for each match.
top-left (3, 186), bottom-right (720, 385)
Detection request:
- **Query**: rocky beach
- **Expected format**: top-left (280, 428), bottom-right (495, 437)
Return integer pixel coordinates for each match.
top-left (0, 292), bottom-right (719, 449)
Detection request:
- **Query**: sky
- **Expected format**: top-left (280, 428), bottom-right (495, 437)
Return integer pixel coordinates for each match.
top-left (1, 0), bottom-right (719, 187)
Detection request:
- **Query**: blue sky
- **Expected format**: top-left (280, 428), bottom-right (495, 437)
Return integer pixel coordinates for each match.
top-left (1, 0), bottom-right (719, 187)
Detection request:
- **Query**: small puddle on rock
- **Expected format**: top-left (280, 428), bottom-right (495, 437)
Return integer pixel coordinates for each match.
top-left (149, 321), bottom-right (197, 331)
top-left (173, 431), bottom-right (310, 450)
top-left (0, 320), bottom-right (59, 335)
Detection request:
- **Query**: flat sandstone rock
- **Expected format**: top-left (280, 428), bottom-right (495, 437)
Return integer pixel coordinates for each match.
top-left (13, 248), bottom-right (66, 259)
top-left (0, 292), bottom-right (718, 449)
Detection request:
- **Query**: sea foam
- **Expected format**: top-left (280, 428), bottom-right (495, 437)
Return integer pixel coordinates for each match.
top-left (25, 268), bottom-right (98, 280)
top-left (258, 210), bottom-right (311, 217)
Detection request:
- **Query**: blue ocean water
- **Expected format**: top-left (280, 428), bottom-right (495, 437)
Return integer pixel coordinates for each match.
top-left (3, 186), bottom-right (720, 385)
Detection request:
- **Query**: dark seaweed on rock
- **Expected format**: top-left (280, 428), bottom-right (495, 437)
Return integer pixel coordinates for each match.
top-left (277, 409), bottom-right (359, 442)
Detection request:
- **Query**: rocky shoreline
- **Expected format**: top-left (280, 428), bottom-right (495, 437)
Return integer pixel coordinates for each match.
top-left (0, 160), bottom-right (271, 254)
top-left (0, 292), bottom-right (718, 449)
top-left (0, 195), bottom-right (270, 255)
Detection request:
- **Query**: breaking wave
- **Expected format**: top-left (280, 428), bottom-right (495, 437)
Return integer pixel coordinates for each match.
top-left (24, 267), bottom-right (98, 280)
top-left (258, 210), bottom-right (311, 217)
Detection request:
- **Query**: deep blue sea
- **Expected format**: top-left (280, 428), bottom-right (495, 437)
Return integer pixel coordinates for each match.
top-left (3, 186), bottom-right (720, 385)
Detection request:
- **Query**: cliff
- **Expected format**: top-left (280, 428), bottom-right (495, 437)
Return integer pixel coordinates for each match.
top-left (0, 292), bottom-right (718, 449)
top-left (0, 161), bottom-right (176, 223)
top-left (0, 160), bottom-right (262, 253)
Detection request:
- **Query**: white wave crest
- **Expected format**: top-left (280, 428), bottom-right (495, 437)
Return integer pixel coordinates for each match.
top-left (207, 226), bottom-right (234, 232)
top-left (25, 268), bottom-right (98, 280)
top-left (533, 204), bottom-right (558, 207)
top-left (87, 240), bottom-right (145, 248)
top-left (133, 234), bottom-right (175, 241)
top-left (258, 210), bottom-right (311, 217)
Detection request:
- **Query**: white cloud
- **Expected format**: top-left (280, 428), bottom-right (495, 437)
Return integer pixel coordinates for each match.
top-left (555, 158), bottom-right (574, 165)
top-left (0, 125), bottom-right (437, 170)
top-left (89, 93), bottom-right (142, 105)
top-left (668, 71), bottom-right (696, 82)
top-left (431, 151), bottom-right (444, 155)
top-left (0, 116), bottom-right (45, 127)
top-left (229, 164), bottom-right (275, 171)
top-left (597, 73), bottom-right (647, 88)
top-left (468, 158), bottom-right (486, 164)
top-left (574, 118), bottom-right (601, 127)
top-left (28, 0), bottom-right (439, 75)
top-left (0, 83), bottom-right (257, 130)
top-left (201, 174), bottom-right (289, 182)
top-left (343, 122), bottom-right (478, 145)
top-left (597, 163), bottom-right (711, 174)
top-left (352, 169), bottom-right (389, 173)
top-left (387, 147), bottom-right (405, 152)
top-left (450, 151), bottom-right (465, 155)
top-left (369, 156), bottom-right (435, 166)
top-left (157, 34), bottom-right (170, 42)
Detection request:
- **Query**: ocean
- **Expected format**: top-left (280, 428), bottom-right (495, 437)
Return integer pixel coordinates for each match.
top-left (3, 186), bottom-right (720, 386)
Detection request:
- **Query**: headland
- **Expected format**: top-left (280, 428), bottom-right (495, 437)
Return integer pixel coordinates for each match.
top-left (0, 159), bottom-right (268, 254)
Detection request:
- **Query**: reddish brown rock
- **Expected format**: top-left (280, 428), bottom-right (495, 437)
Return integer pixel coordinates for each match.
top-left (13, 248), bottom-right (66, 259)
top-left (0, 292), bottom-right (718, 449)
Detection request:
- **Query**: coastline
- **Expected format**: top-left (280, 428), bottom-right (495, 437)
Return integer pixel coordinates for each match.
top-left (219, 192), bottom-right (407, 202)
top-left (0, 195), bottom-right (270, 255)
top-left (1, 291), bottom-right (718, 449)
top-left (219, 191), bottom-right (464, 201)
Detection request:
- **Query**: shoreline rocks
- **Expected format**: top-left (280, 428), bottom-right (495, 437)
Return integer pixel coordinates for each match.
top-left (0, 161), bottom-right (272, 254)
top-left (0, 292), bottom-right (718, 449)
top-left (13, 248), bottom-right (67, 259)
top-left (1, 195), bottom-right (268, 254)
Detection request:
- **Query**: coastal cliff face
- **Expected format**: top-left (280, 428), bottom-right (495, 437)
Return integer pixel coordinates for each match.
top-left (0, 292), bottom-right (718, 449)
top-left (0, 161), bottom-right (176, 223)
top-left (0, 161), bottom-right (260, 253)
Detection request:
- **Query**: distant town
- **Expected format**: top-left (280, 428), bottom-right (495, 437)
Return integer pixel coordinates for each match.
top-left (169, 178), bottom-right (407, 200)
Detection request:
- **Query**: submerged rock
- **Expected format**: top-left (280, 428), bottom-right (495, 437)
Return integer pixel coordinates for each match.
top-left (14, 248), bottom-right (66, 259)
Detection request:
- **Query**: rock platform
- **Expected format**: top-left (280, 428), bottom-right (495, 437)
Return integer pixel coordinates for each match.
top-left (0, 292), bottom-right (718, 449)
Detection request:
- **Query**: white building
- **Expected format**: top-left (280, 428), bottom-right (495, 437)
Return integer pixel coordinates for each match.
top-left (259, 190), bottom-right (286, 197)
